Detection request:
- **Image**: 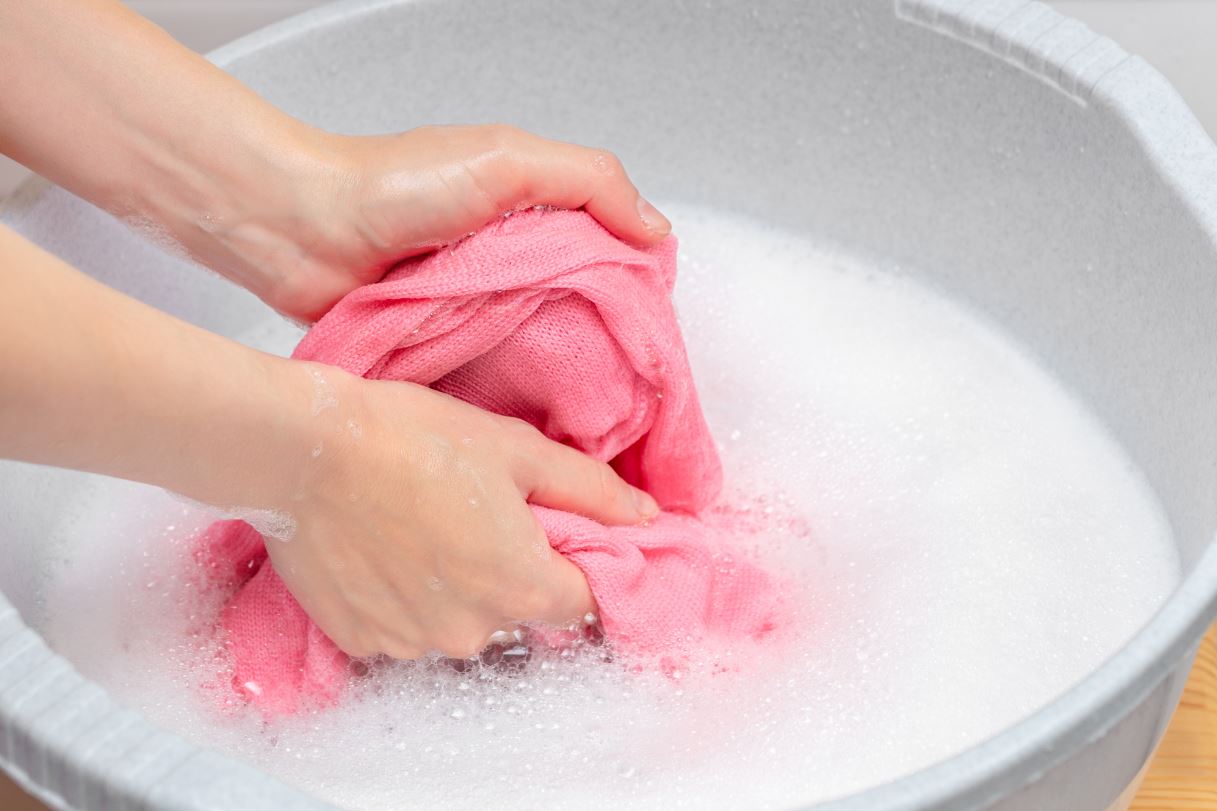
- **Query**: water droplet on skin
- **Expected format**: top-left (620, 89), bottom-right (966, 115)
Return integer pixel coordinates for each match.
top-left (427, 576), bottom-right (444, 591)
top-left (468, 497), bottom-right (480, 508)
top-left (308, 369), bottom-right (338, 416)
top-left (311, 443), bottom-right (324, 458)
top-left (346, 419), bottom-right (362, 439)
top-left (35, 204), bottom-right (1183, 810)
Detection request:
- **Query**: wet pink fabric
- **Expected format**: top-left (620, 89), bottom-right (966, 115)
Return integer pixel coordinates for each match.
top-left (198, 208), bottom-right (777, 715)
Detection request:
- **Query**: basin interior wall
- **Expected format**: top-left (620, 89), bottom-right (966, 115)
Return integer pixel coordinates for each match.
top-left (1, 1), bottom-right (1216, 809)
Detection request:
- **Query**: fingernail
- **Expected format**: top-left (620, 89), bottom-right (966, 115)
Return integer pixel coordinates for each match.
top-left (632, 487), bottom-right (660, 520)
top-left (636, 197), bottom-right (671, 235)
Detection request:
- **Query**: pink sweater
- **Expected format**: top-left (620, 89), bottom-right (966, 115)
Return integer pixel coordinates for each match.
top-left (197, 209), bottom-right (778, 715)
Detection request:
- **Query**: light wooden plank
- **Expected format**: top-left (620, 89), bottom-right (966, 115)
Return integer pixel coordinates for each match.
top-left (1131, 623), bottom-right (1217, 810)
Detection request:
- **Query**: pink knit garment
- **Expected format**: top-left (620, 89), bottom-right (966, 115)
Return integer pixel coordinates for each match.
top-left (198, 209), bottom-right (778, 715)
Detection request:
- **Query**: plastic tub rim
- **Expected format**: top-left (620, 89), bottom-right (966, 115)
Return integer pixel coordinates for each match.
top-left (1, 1), bottom-right (1215, 809)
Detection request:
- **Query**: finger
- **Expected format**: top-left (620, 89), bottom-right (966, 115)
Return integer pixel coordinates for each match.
top-left (511, 545), bottom-right (598, 627)
top-left (483, 127), bottom-right (671, 246)
top-left (431, 621), bottom-right (500, 660)
top-left (538, 554), bottom-right (597, 627)
top-left (515, 433), bottom-right (659, 525)
top-left (329, 627), bottom-right (379, 659)
top-left (381, 641), bottom-right (426, 661)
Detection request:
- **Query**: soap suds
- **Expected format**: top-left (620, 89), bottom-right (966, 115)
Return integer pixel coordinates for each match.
top-left (35, 204), bottom-right (1179, 810)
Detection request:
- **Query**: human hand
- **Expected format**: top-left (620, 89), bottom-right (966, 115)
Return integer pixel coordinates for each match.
top-left (0, 1), bottom-right (667, 660)
top-left (1, 2), bottom-right (669, 322)
top-left (260, 363), bottom-right (660, 659)
top-left (174, 125), bottom-right (672, 323)
top-left (0, 224), bottom-right (655, 661)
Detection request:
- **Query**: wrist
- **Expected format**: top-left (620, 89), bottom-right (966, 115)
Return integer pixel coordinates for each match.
top-left (187, 356), bottom-right (367, 532)
top-left (158, 349), bottom-right (319, 514)
top-left (124, 116), bottom-right (340, 290)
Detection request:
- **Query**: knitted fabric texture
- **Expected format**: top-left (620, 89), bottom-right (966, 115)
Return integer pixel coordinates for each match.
top-left (198, 208), bottom-right (777, 715)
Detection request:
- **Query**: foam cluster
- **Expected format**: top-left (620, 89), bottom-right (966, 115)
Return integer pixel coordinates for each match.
top-left (36, 204), bottom-right (1179, 809)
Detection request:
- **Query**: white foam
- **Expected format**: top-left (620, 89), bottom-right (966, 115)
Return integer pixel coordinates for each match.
top-left (35, 204), bottom-right (1180, 809)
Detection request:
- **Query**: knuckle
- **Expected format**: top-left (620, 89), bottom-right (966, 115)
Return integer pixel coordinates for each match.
top-left (383, 641), bottom-right (423, 661)
top-left (499, 415), bottom-right (542, 444)
top-left (482, 123), bottom-right (523, 153)
top-left (452, 125), bottom-right (527, 209)
top-left (337, 632), bottom-right (377, 659)
top-left (436, 629), bottom-right (490, 660)
top-left (514, 582), bottom-right (556, 620)
top-left (591, 150), bottom-right (624, 177)
top-left (593, 461), bottom-right (621, 507)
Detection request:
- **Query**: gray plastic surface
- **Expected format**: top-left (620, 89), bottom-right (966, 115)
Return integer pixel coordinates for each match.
top-left (2, 1), bottom-right (1216, 809)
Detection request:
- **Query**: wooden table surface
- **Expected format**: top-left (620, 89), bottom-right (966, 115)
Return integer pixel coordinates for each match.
top-left (2, 626), bottom-right (1214, 810)
top-left (1129, 623), bottom-right (1217, 811)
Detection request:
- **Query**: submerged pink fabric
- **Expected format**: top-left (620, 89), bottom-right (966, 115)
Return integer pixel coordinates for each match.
top-left (198, 209), bottom-right (777, 715)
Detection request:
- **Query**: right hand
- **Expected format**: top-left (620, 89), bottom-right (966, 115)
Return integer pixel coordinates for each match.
top-left (261, 362), bottom-right (659, 660)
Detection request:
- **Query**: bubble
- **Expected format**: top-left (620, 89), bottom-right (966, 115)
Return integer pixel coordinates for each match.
top-left (218, 506), bottom-right (296, 543)
top-left (33, 203), bottom-right (1181, 811)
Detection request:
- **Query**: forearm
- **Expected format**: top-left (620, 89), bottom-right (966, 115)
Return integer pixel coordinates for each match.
top-left (0, 0), bottom-right (335, 299)
top-left (0, 224), bottom-right (313, 511)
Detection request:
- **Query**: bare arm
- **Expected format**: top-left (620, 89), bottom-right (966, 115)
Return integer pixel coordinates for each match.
top-left (0, 0), bottom-right (670, 321)
top-left (0, 225), bottom-right (658, 656)
top-left (0, 0), bottom-right (667, 658)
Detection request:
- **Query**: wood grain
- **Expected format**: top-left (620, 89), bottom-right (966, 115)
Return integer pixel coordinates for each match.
top-left (1130, 623), bottom-right (1217, 811)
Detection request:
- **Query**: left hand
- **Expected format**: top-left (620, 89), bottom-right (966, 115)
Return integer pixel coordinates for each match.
top-left (1, 2), bottom-right (668, 323)
top-left (182, 124), bottom-right (672, 323)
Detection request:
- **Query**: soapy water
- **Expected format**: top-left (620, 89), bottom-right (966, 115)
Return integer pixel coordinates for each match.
top-left (35, 204), bottom-right (1179, 809)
